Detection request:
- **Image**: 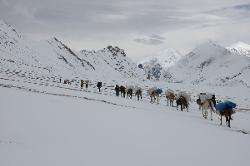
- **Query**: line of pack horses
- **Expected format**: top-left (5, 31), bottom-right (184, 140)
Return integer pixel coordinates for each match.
top-left (114, 85), bottom-right (191, 111)
top-left (61, 79), bottom-right (235, 128)
top-left (115, 85), bottom-right (235, 128)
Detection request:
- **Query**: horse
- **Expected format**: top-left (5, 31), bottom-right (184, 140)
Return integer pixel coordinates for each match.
top-left (218, 109), bottom-right (235, 128)
top-left (165, 90), bottom-right (175, 107)
top-left (197, 93), bottom-right (216, 120)
top-left (148, 88), bottom-right (160, 104)
top-left (126, 88), bottom-right (133, 99)
top-left (119, 85), bottom-right (126, 98)
top-left (200, 99), bottom-right (215, 120)
top-left (135, 89), bottom-right (142, 101)
top-left (85, 80), bottom-right (89, 89)
top-left (196, 98), bottom-right (202, 110)
top-left (176, 96), bottom-right (189, 111)
top-left (63, 79), bottom-right (71, 85)
top-left (81, 80), bottom-right (85, 88)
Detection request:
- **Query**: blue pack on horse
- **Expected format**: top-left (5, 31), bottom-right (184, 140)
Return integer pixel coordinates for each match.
top-left (215, 101), bottom-right (237, 112)
top-left (215, 101), bottom-right (237, 128)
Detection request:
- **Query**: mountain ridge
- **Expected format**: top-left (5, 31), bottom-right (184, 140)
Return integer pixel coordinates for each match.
top-left (0, 20), bottom-right (145, 83)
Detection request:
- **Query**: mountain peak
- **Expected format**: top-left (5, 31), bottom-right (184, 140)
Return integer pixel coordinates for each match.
top-left (187, 40), bottom-right (228, 59)
top-left (103, 45), bottom-right (126, 57)
top-left (139, 47), bottom-right (183, 69)
top-left (229, 41), bottom-right (250, 50)
top-left (0, 20), bottom-right (21, 38)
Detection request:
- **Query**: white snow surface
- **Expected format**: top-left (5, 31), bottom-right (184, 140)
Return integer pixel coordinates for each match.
top-left (1, 83), bottom-right (250, 166)
top-left (228, 41), bottom-right (250, 57)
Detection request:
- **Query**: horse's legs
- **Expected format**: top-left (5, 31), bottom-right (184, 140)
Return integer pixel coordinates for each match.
top-left (228, 117), bottom-right (231, 128)
top-left (202, 108), bottom-right (206, 119)
top-left (210, 109), bottom-right (213, 121)
top-left (205, 110), bottom-right (208, 119)
top-left (226, 116), bottom-right (229, 127)
top-left (227, 112), bottom-right (231, 128)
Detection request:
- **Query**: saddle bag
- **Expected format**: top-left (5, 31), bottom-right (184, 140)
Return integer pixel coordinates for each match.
top-left (215, 101), bottom-right (237, 112)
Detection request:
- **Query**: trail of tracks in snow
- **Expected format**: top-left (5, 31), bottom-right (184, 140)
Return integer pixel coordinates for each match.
top-left (0, 83), bottom-right (137, 109)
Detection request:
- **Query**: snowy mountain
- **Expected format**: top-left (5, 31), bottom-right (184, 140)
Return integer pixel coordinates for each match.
top-left (166, 41), bottom-right (250, 87)
top-left (0, 20), bottom-right (40, 65)
top-left (138, 48), bottom-right (182, 80)
top-left (228, 41), bottom-right (250, 58)
top-left (80, 46), bottom-right (145, 82)
top-left (0, 20), bottom-right (145, 84)
top-left (139, 48), bottom-right (183, 68)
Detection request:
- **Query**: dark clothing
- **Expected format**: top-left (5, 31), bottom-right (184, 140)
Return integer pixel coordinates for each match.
top-left (97, 82), bottom-right (102, 92)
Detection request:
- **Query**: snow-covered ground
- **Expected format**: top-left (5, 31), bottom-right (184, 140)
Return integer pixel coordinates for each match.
top-left (1, 80), bottom-right (250, 166)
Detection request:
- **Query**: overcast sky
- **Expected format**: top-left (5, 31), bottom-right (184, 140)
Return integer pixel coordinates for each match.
top-left (1, 0), bottom-right (250, 61)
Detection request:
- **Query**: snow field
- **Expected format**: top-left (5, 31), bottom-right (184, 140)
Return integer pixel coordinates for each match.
top-left (1, 86), bottom-right (250, 166)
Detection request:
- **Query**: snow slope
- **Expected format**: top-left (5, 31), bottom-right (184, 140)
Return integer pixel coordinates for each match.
top-left (0, 20), bottom-right (40, 65)
top-left (79, 46), bottom-right (145, 83)
top-left (228, 41), bottom-right (250, 58)
top-left (1, 83), bottom-right (250, 166)
top-left (166, 41), bottom-right (250, 87)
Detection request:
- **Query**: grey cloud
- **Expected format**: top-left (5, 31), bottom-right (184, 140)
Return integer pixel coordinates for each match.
top-left (233, 3), bottom-right (250, 11)
top-left (150, 34), bottom-right (166, 40)
top-left (1, 0), bottom-right (250, 60)
top-left (134, 35), bottom-right (165, 45)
